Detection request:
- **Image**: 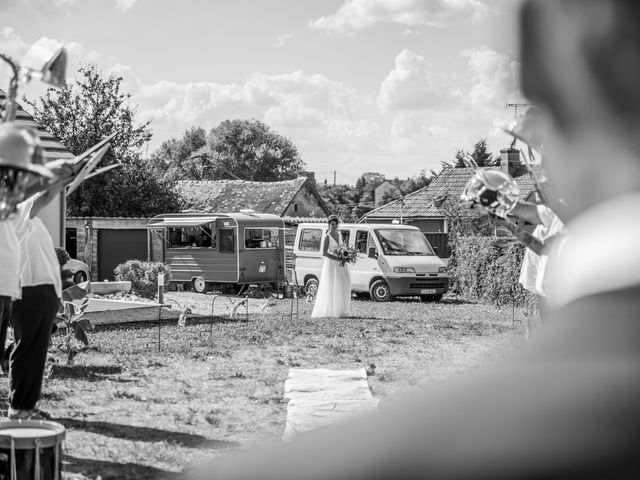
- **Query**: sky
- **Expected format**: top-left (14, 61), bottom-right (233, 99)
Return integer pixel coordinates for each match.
top-left (1, 0), bottom-right (528, 185)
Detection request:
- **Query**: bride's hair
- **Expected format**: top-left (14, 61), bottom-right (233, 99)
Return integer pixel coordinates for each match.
top-left (327, 214), bottom-right (340, 225)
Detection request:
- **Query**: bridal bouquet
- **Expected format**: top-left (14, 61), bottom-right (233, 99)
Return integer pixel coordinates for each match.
top-left (336, 246), bottom-right (358, 266)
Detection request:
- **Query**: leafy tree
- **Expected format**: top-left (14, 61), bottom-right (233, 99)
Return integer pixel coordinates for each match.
top-left (470, 138), bottom-right (495, 167)
top-left (205, 119), bottom-right (305, 181)
top-left (26, 65), bottom-right (180, 217)
top-left (148, 127), bottom-right (207, 182)
top-left (450, 138), bottom-right (496, 168)
top-left (317, 183), bottom-right (360, 221)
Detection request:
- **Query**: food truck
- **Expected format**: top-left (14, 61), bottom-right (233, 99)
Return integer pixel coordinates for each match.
top-left (147, 212), bottom-right (285, 293)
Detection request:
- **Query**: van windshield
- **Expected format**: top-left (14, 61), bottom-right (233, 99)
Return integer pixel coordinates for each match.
top-left (374, 229), bottom-right (435, 256)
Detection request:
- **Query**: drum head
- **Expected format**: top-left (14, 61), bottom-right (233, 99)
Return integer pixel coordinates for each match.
top-left (0, 420), bottom-right (65, 449)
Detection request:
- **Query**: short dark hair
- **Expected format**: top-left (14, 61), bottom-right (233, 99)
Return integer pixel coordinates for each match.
top-left (327, 215), bottom-right (339, 225)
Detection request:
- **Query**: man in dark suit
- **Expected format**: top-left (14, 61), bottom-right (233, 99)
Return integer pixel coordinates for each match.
top-left (190, 1), bottom-right (640, 478)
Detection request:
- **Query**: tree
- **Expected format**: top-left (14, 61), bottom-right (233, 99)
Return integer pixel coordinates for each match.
top-left (470, 138), bottom-right (495, 167)
top-left (205, 119), bottom-right (305, 181)
top-left (148, 127), bottom-right (207, 182)
top-left (450, 138), bottom-right (496, 168)
top-left (317, 183), bottom-right (360, 222)
top-left (26, 65), bottom-right (180, 217)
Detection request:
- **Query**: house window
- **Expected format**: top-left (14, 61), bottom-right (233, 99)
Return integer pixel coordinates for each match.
top-left (245, 227), bottom-right (279, 249)
top-left (294, 203), bottom-right (298, 212)
top-left (339, 229), bottom-right (350, 246)
top-left (299, 228), bottom-right (322, 252)
top-left (355, 230), bottom-right (370, 254)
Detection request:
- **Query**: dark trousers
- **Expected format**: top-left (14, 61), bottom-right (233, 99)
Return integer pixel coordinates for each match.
top-left (0, 296), bottom-right (11, 365)
top-left (10, 285), bottom-right (59, 410)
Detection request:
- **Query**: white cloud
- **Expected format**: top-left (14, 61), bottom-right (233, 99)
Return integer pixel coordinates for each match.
top-left (378, 49), bottom-right (451, 111)
top-left (114, 0), bottom-right (137, 13)
top-left (274, 33), bottom-right (294, 48)
top-left (310, 0), bottom-right (491, 35)
top-left (0, 27), bottom-right (29, 90)
top-left (461, 46), bottom-right (519, 109)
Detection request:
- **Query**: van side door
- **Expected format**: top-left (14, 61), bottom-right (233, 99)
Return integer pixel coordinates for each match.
top-left (351, 229), bottom-right (381, 293)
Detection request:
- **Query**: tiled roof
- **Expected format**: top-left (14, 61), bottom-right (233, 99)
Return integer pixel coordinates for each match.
top-left (0, 89), bottom-right (74, 162)
top-left (363, 167), bottom-right (541, 219)
top-left (176, 177), bottom-right (326, 216)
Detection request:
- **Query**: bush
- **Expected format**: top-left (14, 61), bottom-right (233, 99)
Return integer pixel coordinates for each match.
top-left (114, 260), bottom-right (171, 299)
top-left (449, 236), bottom-right (529, 307)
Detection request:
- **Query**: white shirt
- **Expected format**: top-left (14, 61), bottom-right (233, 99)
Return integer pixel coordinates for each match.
top-left (0, 220), bottom-right (21, 299)
top-left (548, 192), bottom-right (640, 308)
top-left (519, 205), bottom-right (565, 296)
top-left (14, 197), bottom-right (62, 298)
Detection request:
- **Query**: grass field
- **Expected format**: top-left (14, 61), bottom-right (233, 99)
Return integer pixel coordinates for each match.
top-left (0, 293), bottom-right (527, 479)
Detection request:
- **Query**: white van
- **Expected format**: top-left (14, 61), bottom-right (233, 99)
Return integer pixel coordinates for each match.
top-left (293, 223), bottom-right (449, 302)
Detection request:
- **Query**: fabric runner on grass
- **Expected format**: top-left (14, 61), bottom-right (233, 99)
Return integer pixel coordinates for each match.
top-left (283, 367), bottom-right (379, 441)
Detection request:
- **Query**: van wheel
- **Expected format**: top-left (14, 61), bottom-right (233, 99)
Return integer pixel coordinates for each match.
top-left (370, 280), bottom-right (393, 302)
top-left (192, 277), bottom-right (207, 293)
top-left (304, 277), bottom-right (319, 296)
top-left (420, 294), bottom-right (443, 302)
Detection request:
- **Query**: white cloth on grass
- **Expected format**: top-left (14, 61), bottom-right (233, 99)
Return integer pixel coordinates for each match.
top-left (283, 368), bottom-right (379, 440)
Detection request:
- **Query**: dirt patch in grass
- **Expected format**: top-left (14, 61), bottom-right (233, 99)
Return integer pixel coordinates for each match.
top-left (0, 293), bottom-right (527, 479)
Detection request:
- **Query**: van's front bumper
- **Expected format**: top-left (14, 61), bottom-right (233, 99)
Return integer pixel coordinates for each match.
top-left (386, 276), bottom-right (449, 296)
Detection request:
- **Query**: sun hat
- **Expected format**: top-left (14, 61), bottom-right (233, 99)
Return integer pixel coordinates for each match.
top-left (0, 123), bottom-right (55, 178)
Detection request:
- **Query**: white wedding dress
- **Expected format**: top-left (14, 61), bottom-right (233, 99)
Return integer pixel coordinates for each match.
top-left (311, 234), bottom-right (351, 318)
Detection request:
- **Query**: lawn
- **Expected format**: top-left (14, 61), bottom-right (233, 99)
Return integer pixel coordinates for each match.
top-left (0, 293), bottom-right (527, 479)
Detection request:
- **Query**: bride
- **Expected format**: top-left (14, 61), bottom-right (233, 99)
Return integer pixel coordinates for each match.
top-left (311, 215), bottom-right (351, 318)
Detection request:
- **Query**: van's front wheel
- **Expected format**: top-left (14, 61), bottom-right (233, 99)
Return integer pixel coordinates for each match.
top-left (370, 280), bottom-right (393, 302)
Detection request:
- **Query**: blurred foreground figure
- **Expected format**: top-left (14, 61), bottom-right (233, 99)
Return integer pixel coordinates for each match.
top-left (190, 1), bottom-right (640, 478)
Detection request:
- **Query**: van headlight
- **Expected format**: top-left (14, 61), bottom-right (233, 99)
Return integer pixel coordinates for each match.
top-left (393, 266), bottom-right (415, 273)
top-left (438, 266), bottom-right (447, 273)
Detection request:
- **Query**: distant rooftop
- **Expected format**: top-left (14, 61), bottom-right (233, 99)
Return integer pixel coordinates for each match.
top-left (363, 167), bottom-right (540, 219)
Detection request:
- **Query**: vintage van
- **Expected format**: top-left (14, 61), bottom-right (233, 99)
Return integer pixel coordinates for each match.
top-left (293, 223), bottom-right (448, 302)
top-left (148, 212), bottom-right (285, 293)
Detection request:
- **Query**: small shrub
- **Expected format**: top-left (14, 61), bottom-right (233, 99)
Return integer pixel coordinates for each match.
top-left (114, 260), bottom-right (171, 299)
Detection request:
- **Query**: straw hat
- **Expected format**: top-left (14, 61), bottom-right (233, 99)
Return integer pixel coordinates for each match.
top-left (0, 123), bottom-right (54, 178)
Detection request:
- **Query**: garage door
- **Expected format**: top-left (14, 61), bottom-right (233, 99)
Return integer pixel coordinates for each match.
top-left (97, 229), bottom-right (148, 281)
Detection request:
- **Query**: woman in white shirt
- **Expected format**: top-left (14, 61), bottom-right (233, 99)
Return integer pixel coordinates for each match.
top-left (7, 195), bottom-right (63, 420)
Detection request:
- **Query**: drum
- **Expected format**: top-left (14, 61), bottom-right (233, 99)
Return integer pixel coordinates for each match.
top-left (0, 420), bottom-right (65, 480)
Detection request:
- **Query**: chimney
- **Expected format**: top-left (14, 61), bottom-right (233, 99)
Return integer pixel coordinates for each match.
top-left (499, 148), bottom-right (526, 177)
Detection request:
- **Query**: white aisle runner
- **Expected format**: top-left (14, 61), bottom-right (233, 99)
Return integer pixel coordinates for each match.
top-left (283, 367), bottom-right (380, 440)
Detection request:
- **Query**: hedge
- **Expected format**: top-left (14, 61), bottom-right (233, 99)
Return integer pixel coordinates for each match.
top-left (448, 236), bottom-right (530, 307)
top-left (114, 260), bottom-right (171, 299)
